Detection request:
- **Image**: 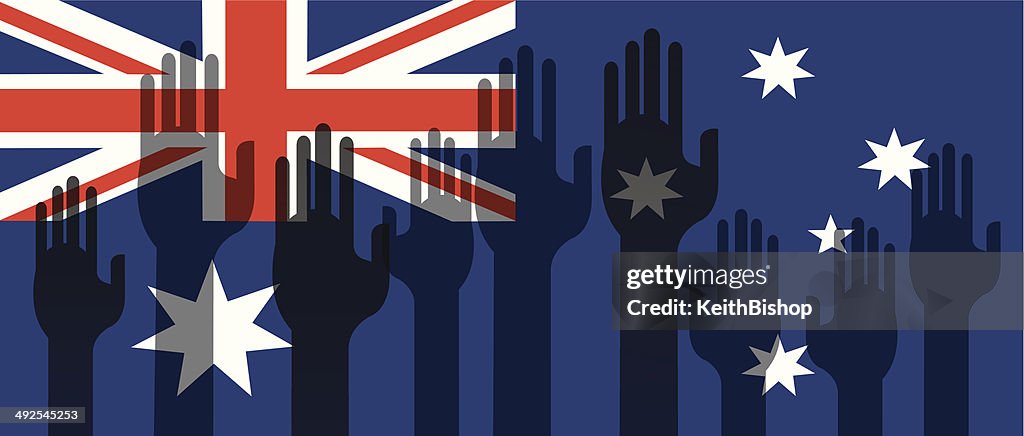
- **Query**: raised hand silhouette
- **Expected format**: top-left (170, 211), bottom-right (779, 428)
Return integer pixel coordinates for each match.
top-left (34, 178), bottom-right (125, 436)
top-left (139, 41), bottom-right (255, 253)
top-left (476, 46), bottom-right (591, 436)
top-left (909, 144), bottom-right (1000, 435)
top-left (273, 123), bottom-right (390, 436)
top-left (689, 210), bottom-right (778, 436)
top-left (138, 41), bottom-right (255, 436)
top-left (383, 129), bottom-right (473, 436)
top-left (807, 218), bottom-right (896, 436)
top-left (603, 29), bottom-right (718, 435)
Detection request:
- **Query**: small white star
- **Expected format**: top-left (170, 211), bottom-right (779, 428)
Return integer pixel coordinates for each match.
top-left (743, 335), bottom-right (814, 395)
top-left (610, 158), bottom-right (683, 219)
top-left (742, 37), bottom-right (814, 98)
top-left (808, 215), bottom-right (854, 253)
top-left (859, 129), bottom-right (929, 189)
top-left (133, 262), bottom-right (290, 396)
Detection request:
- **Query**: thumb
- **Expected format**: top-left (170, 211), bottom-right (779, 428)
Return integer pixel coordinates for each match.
top-left (371, 222), bottom-right (390, 272)
top-left (110, 254), bottom-right (127, 293)
top-left (805, 296), bottom-right (822, 329)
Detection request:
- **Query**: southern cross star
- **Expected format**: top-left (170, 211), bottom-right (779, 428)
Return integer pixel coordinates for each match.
top-left (808, 215), bottom-right (854, 253)
top-left (743, 335), bottom-right (814, 395)
top-left (743, 37), bottom-right (814, 99)
top-left (859, 128), bottom-right (929, 189)
top-left (611, 158), bottom-right (682, 219)
top-left (134, 262), bottom-right (290, 396)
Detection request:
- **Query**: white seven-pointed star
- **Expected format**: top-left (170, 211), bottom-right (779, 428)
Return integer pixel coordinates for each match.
top-left (134, 262), bottom-right (290, 396)
top-left (859, 129), bottom-right (929, 189)
top-left (743, 335), bottom-right (814, 395)
top-left (742, 37), bottom-right (814, 98)
top-left (808, 215), bottom-right (854, 253)
top-left (611, 158), bottom-right (682, 219)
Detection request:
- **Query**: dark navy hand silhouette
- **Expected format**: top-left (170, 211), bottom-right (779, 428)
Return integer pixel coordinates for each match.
top-left (273, 123), bottom-right (390, 436)
top-left (34, 178), bottom-right (125, 436)
top-left (476, 46), bottom-right (591, 436)
top-left (807, 218), bottom-right (896, 436)
top-left (138, 41), bottom-right (255, 436)
top-left (909, 144), bottom-right (1000, 435)
top-left (689, 210), bottom-right (778, 436)
top-left (383, 129), bottom-right (473, 436)
top-left (603, 29), bottom-right (718, 436)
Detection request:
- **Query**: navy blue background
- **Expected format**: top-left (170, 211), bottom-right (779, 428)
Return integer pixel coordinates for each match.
top-left (0, 1), bottom-right (1020, 435)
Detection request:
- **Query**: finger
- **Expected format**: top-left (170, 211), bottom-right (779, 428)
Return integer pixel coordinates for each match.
top-left (275, 157), bottom-right (290, 222)
top-left (767, 235), bottom-right (780, 280)
top-left (942, 143), bottom-right (956, 214)
top-left (668, 42), bottom-right (682, 141)
top-left (734, 209), bottom-right (748, 268)
top-left (911, 169), bottom-right (923, 230)
top-left (382, 206), bottom-right (398, 239)
top-left (541, 58), bottom-right (556, 146)
top-left (884, 243), bottom-right (896, 310)
top-left (498, 58), bottom-right (514, 134)
top-left (443, 137), bottom-right (456, 194)
top-left (295, 136), bottom-right (311, 221)
top-left (204, 54), bottom-right (220, 133)
top-left (35, 202), bottom-right (46, 264)
top-left (86, 187), bottom-right (97, 268)
top-left (371, 222), bottom-right (391, 272)
top-left (927, 153), bottom-right (939, 214)
top-left (851, 218), bottom-right (865, 286)
top-left (477, 78), bottom-right (492, 146)
top-left (986, 222), bottom-right (1000, 252)
top-left (340, 137), bottom-right (355, 225)
top-left (314, 123), bottom-right (333, 213)
top-left (427, 129), bottom-right (442, 199)
top-left (625, 41), bottom-right (640, 118)
top-left (806, 296), bottom-right (822, 329)
top-left (110, 254), bottom-right (126, 293)
top-left (229, 141), bottom-right (256, 221)
top-left (51, 186), bottom-right (64, 246)
top-left (962, 154), bottom-right (973, 229)
top-left (179, 41), bottom-right (197, 132)
top-left (643, 29), bottom-right (660, 118)
top-left (834, 240), bottom-right (845, 303)
top-left (572, 146), bottom-right (592, 201)
top-left (140, 75), bottom-right (156, 134)
top-left (751, 218), bottom-right (764, 268)
top-left (517, 46), bottom-right (534, 138)
top-left (699, 129), bottom-right (719, 174)
top-left (460, 154), bottom-right (474, 219)
top-left (717, 219), bottom-right (729, 269)
top-left (604, 62), bottom-right (619, 135)
top-left (410, 139), bottom-right (423, 205)
top-left (867, 227), bottom-right (880, 290)
top-left (66, 177), bottom-right (80, 248)
top-left (160, 53), bottom-right (177, 130)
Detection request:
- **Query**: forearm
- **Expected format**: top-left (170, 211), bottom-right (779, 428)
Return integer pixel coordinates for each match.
top-left (291, 332), bottom-right (350, 436)
top-left (924, 330), bottom-right (969, 436)
top-left (618, 239), bottom-right (679, 436)
top-left (413, 293), bottom-right (460, 435)
top-left (720, 374), bottom-right (766, 436)
top-left (48, 340), bottom-right (93, 436)
top-left (492, 253), bottom-right (552, 436)
top-left (153, 250), bottom-right (216, 436)
top-left (837, 378), bottom-right (884, 436)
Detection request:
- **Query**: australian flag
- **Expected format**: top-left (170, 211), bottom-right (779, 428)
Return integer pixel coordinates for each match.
top-left (0, 1), bottom-right (1020, 435)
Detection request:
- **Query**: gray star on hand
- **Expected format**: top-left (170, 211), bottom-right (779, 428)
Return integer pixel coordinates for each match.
top-left (611, 158), bottom-right (682, 219)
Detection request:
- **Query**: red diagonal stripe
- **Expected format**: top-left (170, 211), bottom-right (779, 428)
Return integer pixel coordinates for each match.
top-left (4, 146), bottom-right (203, 221)
top-left (311, 0), bottom-right (513, 75)
top-left (0, 3), bottom-right (161, 75)
top-left (354, 148), bottom-right (515, 220)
